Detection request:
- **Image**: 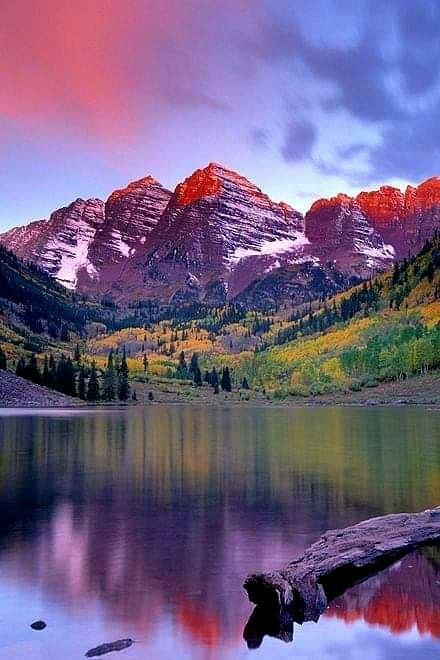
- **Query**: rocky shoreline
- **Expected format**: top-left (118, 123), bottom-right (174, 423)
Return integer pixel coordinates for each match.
top-left (0, 371), bottom-right (79, 408)
top-left (0, 370), bottom-right (439, 411)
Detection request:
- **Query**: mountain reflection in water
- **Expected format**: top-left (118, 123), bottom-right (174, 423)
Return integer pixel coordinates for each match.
top-left (0, 405), bottom-right (438, 659)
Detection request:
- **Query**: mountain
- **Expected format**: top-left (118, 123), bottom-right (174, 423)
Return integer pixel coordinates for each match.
top-left (76, 176), bottom-right (172, 292)
top-left (0, 198), bottom-right (105, 289)
top-left (305, 193), bottom-right (396, 278)
top-left (357, 178), bottom-right (440, 258)
top-left (0, 178), bottom-right (172, 292)
top-left (102, 163), bottom-right (307, 305)
top-left (1, 166), bottom-right (439, 310)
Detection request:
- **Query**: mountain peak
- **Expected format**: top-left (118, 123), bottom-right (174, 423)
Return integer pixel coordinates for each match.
top-left (108, 176), bottom-right (162, 202)
top-left (308, 193), bottom-right (354, 214)
top-left (175, 166), bottom-right (222, 206)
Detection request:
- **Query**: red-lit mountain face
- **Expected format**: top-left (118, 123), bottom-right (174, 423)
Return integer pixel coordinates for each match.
top-left (103, 163), bottom-right (307, 305)
top-left (0, 167), bottom-right (439, 308)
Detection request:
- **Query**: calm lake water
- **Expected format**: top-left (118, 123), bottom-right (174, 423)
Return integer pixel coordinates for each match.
top-left (0, 405), bottom-right (439, 659)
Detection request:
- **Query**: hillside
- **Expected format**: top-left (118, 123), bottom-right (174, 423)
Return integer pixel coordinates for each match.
top-left (86, 236), bottom-right (440, 402)
top-left (0, 232), bottom-right (438, 406)
top-left (0, 245), bottom-right (112, 359)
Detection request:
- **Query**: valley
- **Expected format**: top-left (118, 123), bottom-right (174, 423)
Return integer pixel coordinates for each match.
top-left (0, 164), bottom-right (439, 408)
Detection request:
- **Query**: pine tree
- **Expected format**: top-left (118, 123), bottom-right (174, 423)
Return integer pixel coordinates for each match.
top-left (78, 367), bottom-right (86, 400)
top-left (42, 355), bottom-right (51, 386)
top-left (426, 261), bottom-right (435, 283)
top-left (49, 354), bottom-right (56, 385)
top-left (241, 377), bottom-right (249, 390)
top-left (60, 325), bottom-right (69, 342)
top-left (118, 346), bottom-right (130, 401)
top-left (27, 354), bottom-right (41, 384)
top-left (64, 356), bottom-right (76, 396)
top-left (189, 353), bottom-right (199, 376)
top-left (221, 367), bottom-right (232, 392)
top-left (87, 361), bottom-right (100, 401)
top-left (74, 343), bottom-right (81, 364)
top-left (0, 346), bottom-right (7, 370)
top-left (194, 366), bottom-right (203, 387)
top-left (16, 356), bottom-right (26, 377)
top-left (143, 353), bottom-right (148, 373)
top-left (210, 367), bottom-right (219, 388)
top-left (103, 349), bottom-right (117, 401)
top-left (55, 354), bottom-right (70, 393)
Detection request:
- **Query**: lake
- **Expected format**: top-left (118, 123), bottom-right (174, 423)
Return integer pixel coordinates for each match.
top-left (0, 405), bottom-right (439, 659)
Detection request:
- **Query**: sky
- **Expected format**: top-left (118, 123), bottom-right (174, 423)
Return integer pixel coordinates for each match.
top-left (1, 0), bottom-right (439, 230)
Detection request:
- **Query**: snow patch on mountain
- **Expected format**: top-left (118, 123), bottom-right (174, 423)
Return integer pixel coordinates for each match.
top-left (229, 233), bottom-right (309, 264)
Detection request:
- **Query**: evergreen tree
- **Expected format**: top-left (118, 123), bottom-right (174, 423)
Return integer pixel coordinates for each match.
top-left (55, 356), bottom-right (76, 396)
top-left (87, 361), bottom-right (100, 401)
top-left (103, 349), bottom-right (117, 400)
top-left (143, 353), bottom-right (148, 373)
top-left (0, 346), bottom-right (7, 370)
top-left (241, 377), bottom-right (249, 390)
top-left (210, 367), bottom-right (219, 389)
top-left (67, 357), bottom-right (77, 396)
top-left (27, 354), bottom-right (41, 384)
top-left (221, 367), bottom-right (232, 392)
top-left (78, 366), bottom-right (86, 400)
top-left (60, 325), bottom-right (69, 342)
top-left (118, 346), bottom-right (130, 401)
top-left (16, 356), bottom-right (26, 377)
top-left (194, 366), bottom-right (203, 387)
top-left (42, 355), bottom-right (51, 386)
top-left (189, 353), bottom-right (199, 376)
top-left (74, 343), bottom-right (81, 364)
top-left (391, 262), bottom-right (400, 285)
top-left (49, 353), bottom-right (56, 385)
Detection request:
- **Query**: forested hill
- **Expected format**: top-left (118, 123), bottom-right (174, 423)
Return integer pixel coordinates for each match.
top-left (212, 235), bottom-right (440, 396)
top-left (0, 245), bottom-right (112, 347)
top-left (263, 234), bottom-right (440, 350)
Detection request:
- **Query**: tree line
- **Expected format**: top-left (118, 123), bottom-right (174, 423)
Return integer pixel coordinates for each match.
top-left (10, 344), bottom-right (132, 402)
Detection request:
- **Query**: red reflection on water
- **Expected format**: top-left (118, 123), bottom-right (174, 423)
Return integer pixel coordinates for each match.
top-left (326, 553), bottom-right (440, 638)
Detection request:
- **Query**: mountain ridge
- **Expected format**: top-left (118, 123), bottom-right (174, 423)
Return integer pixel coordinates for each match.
top-left (1, 164), bottom-right (439, 310)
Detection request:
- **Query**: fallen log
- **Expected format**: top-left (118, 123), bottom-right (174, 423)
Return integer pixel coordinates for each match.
top-left (244, 506), bottom-right (440, 627)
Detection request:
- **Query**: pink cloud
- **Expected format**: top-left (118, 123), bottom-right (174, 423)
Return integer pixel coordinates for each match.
top-left (0, 1), bottom-right (250, 145)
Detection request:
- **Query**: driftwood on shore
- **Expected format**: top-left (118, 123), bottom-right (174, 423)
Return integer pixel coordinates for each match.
top-left (244, 506), bottom-right (440, 637)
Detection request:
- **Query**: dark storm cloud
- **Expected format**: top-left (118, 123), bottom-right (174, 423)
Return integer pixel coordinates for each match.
top-left (249, 0), bottom-right (440, 181)
top-left (281, 119), bottom-right (317, 162)
top-left (369, 114), bottom-right (440, 181)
